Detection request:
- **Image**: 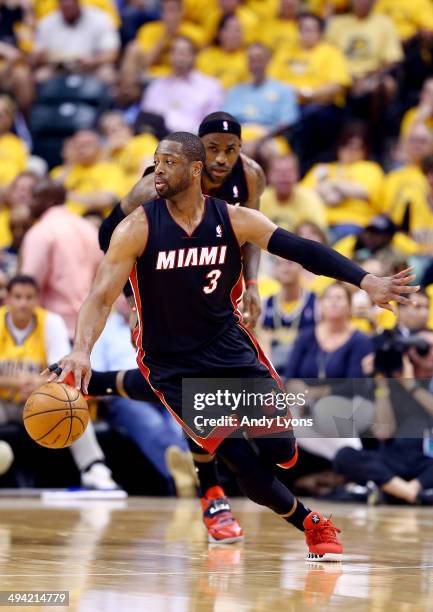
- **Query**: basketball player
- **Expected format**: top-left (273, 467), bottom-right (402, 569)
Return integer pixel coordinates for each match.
top-left (95, 112), bottom-right (264, 543)
top-left (47, 133), bottom-right (418, 561)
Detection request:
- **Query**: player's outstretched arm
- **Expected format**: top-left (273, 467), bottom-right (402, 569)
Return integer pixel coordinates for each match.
top-left (228, 205), bottom-right (420, 311)
top-left (45, 208), bottom-right (148, 393)
top-left (98, 170), bottom-right (156, 252)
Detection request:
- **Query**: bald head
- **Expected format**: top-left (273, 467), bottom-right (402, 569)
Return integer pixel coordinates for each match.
top-left (31, 179), bottom-right (66, 219)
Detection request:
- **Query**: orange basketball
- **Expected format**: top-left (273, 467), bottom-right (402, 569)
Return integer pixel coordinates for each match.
top-left (23, 382), bottom-right (89, 449)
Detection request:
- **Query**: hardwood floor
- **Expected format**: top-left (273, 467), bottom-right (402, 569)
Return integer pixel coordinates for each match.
top-left (0, 497), bottom-right (431, 611)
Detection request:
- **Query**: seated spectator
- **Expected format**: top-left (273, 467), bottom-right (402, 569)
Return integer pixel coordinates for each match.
top-left (196, 14), bottom-right (249, 89)
top-left (258, 0), bottom-right (300, 53)
top-left (294, 221), bottom-right (337, 296)
top-left (140, 36), bottom-right (223, 134)
top-left (223, 43), bottom-right (298, 156)
top-left (327, 0), bottom-right (403, 97)
top-left (1, 205), bottom-right (32, 277)
top-left (259, 256), bottom-right (318, 372)
top-left (51, 130), bottom-right (127, 215)
top-left (201, 0), bottom-right (259, 46)
top-left (99, 111), bottom-right (158, 189)
top-left (335, 329), bottom-right (433, 505)
top-left (20, 180), bottom-right (102, 338)
top-left (33, 0), bottom-right (120, 84)
top-left (111, 75), bottom-right (143, 128)
top-left (0, 275), bottom-right (119, 490)
top-left (122, 0), bottom-right (206, 81)
top-left (302, 122), bottom-right (384, 241)
top-left (306, 0), bottom-right (348, 17)
top-left (400, 77), bottom-right (433, 137)
top-left (269, 12), bottom-right (351, 108)
top-left (286, 281), bottom-right (374, 381)
top-left (260, 155), bottom-right (327, 233)
top-left (333, 214), bottom-right (427, 263)
top-left (0, 171), bottom-right (37, 249)
top-left (34, 0), bottom-right (120, 25)
top-left (91, 295), bottom-right (196, 497)
top-left (269, 12), bottom-right (350, 168)
top-left (0, 96), bottom-right (28, 199)
top-left (374, 0), bottom-right (433, 43)
top-left (386, 153), bottom-right (433, 251)
top-left (383, 123), bottom-right (433, 217)
top-left (0, 1), bottom-right (34, 109)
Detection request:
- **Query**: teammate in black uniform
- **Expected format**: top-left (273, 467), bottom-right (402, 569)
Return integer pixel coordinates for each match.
top-left (94, 113), bottom-right (265, 543)
top-left (47, 133), bottom-right (418, 561)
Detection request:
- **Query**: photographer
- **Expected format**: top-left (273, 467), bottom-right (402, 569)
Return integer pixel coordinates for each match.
top-left (334, 296), bottom-right (433, 504)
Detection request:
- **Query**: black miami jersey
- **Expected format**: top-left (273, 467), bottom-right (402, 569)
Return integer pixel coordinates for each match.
top-left (130, 196), bottom-right (243, 354)
top-left (209, 156), bottom-right (249, 204)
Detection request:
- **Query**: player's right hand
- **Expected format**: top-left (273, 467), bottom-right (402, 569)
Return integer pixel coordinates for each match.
top-left (43, 350), bottom-right (92, 394)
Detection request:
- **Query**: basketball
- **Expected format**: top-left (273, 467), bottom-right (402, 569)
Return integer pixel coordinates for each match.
top-left (23, 382), bottom-right (89, 449)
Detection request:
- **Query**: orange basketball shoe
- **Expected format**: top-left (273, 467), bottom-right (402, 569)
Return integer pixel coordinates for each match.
top-left (303, 511), bottom-right (343, 562)
top-left (200, 486), bottom-right (244, 544)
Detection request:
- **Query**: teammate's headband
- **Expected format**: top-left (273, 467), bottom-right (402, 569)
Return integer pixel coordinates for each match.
top-left (198, 119), bottom-right (241, 139)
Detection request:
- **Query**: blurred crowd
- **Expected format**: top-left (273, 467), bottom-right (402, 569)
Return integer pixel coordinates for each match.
top-left (1, 0), bottom-right (433, 503)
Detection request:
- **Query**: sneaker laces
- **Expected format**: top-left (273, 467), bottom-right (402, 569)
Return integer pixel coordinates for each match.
top-left (204, 498), bottom-right (235, 524)
top-left (308, 515), bottom-right (341, 545)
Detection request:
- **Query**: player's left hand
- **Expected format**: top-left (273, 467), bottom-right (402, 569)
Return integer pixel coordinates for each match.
top-left (360, 267), bottom-right (419, 312)
top-left (243, 284), bottom-right (261, 329)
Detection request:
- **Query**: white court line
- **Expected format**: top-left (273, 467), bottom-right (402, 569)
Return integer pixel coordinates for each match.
top-left (2, 565), bottom-right (433, 578)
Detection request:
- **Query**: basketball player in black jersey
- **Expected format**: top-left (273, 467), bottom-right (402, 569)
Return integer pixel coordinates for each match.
top-left (94, 113), bottom-right (265, 544)
top-left (48, 133), bottom-right (418, 561)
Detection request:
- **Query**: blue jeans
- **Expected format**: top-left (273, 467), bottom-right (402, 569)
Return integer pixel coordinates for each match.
top-left (106, 397), bottom-right (187, 482)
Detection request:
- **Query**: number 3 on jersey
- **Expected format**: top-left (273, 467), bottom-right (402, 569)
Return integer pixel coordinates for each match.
top-left (203, 269), bottom-right (222, 294)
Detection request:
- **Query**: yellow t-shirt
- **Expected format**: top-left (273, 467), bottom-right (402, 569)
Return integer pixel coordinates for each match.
top-left (302, 161), bottom-right (384, 226)
top-left (387, 181), bottom-right (433, 247)
top-left (33, 0), bottom-right (120, 25)
top-left (374, 0), bottom-right (433, 41)
top-left (199, 5), bottom-right (260, 45)
top-left (136, 21), bottom-right (207, 77)
top-left (381, 164), bottom-right (426, 216)
top-left (260, 185), bottom-right (328, 232)
top-left (245, 0), bottom-right (279, 20)
top-left (332, 230), bottom-right (422, 258)
top-left (268, 41), bottom-right (351, 96)
top-left (196, 47), bottom-right (249, 89)
top-left (400, 107), bottom-right (433, 136)
top-left (0, 209), bottom-right (11, 249)
top-left (107, 133), bottom-right (159, 189)
top-left (0, 306), bottom-right (48, 403)
top-left (259, 18), bottom-right (299, 53)
top-left (51, 161), bottom-right (127, 216)
top-left (0, 133), bottom-right (27, 188)
top-left (326, 13), bottom-right (403, 78)
top-left (427, 284), bottom-right (433, 330)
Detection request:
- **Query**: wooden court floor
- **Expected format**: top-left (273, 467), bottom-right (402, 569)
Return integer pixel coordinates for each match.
top-left (0, 497), bottom-right (432, 611)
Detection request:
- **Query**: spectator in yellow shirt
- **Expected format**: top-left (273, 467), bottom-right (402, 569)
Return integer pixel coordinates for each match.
top-left (51, 130), bottom-right (127, 216)
top-left (374, 0), bottom-right (433, 42)
top-left (302, 122), bottom-right (384, 240)
top-left (382, 122), bottom-right (433, 218)
top-left (258, 0), bottom-right (300, 53)
top-left (0, 96), bottom-right (28, 198)
top-left (122, 0), bottom-right (206, 81)
top-left (388, 153), bottom-right (433, 251)
top-left (0, 171), bottom-right (37, 250)
top-left (269, 12), bottom-right (351, 105)
top-left (400, 77), bottom-right (433, 137)
top-left (199, 0), bottom-right (260, 46)
top-left (261, 154), bottom-right (327, 232)
top-left (327, 0), bottom-right (403, 111)
top-left (196, 14), bottom-right (249, 89)
top-left (99, 112), bottom-right (158, 189)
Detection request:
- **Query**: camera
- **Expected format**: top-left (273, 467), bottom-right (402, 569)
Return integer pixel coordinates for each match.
top-left (373, 330), bottom-right (430, 376)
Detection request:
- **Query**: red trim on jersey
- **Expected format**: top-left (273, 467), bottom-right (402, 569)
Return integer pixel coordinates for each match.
top-left (129, 263), bottom-right (142, 349)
